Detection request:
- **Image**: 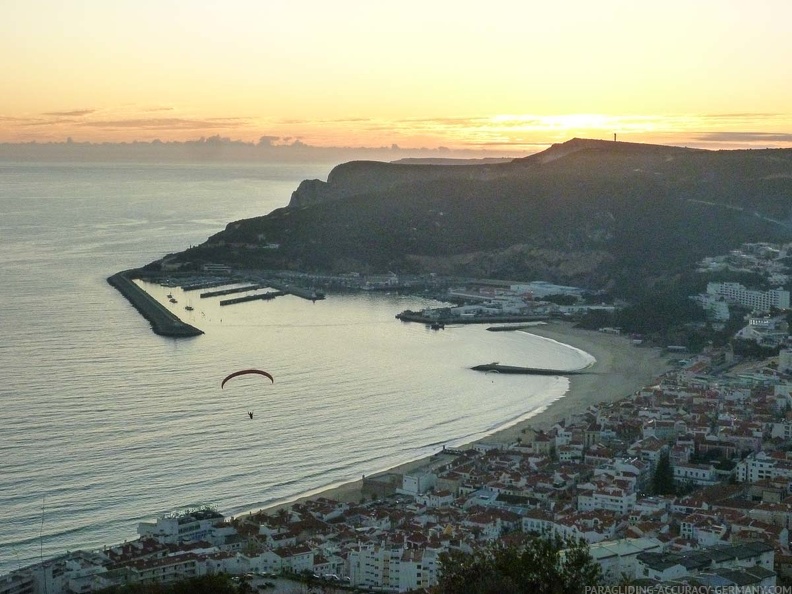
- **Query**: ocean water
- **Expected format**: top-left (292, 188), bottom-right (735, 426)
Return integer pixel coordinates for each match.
top-left (0, 160), bottom-right (593, 575)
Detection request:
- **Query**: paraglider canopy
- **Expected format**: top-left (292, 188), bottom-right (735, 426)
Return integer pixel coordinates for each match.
top-left (221, 369), bottom-right (274, 389)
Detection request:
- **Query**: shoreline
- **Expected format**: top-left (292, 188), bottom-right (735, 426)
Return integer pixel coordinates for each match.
top-left (246, 321), bottom-right (673, 515)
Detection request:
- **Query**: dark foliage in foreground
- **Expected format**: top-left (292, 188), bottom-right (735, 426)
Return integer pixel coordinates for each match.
top-left (95, 574), bottom-right (241, 594)
top-left (433, 535), bottom-right (601, 594)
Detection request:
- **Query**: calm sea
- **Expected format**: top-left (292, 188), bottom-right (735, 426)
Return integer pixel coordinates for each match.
top-left (0, 160), bottom-right (593, 575)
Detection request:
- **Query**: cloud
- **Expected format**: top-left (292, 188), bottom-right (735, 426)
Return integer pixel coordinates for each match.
top-left (276, 117), bottom-right (372, 125)
top-left (400, 116), bottom-right (490, 125)
top-left (142, 106), bottom-right (175, 113)
top-left (76, 118), bottom-right (249, 130)
top-left (700, 112), bottom-right (782, 120)
top-left (42, 109), bottom-right (96, 117)
top-left (24, 118), bottom-right (80, 127)
top-left (257, 135), bottom-right (280, 147)
top-left (476, 140), bottom-right (556, 147)
top-left (694, 131), bottom-right (792, 143)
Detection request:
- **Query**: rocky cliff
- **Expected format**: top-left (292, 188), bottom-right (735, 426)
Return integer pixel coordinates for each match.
top-left (288, 159), bottom-right (514, 208)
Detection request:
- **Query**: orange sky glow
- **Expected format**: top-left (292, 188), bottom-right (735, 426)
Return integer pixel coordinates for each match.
top-left (2, 0), bottom-right (791, 157)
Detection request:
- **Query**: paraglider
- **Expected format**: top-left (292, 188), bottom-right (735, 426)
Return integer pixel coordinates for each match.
top-left (221, 369), bottom-right (274, 389)
top-left (221, 369), bottom-right (274, 420)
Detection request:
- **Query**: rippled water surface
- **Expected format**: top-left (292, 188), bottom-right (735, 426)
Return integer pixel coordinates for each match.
top-left (0, 161), bottom-right (592, 575)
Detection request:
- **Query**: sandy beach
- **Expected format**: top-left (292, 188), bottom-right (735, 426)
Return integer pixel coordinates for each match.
top-left (258, 321), bottom-right (672, 513)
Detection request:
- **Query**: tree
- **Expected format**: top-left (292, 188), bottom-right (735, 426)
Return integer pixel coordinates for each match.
top-left (95, 574), bottom-right (239, 593)
top-left (652, 450), bottom-right (675, 496)
top-left (434, 535), bottom-right (601, 594)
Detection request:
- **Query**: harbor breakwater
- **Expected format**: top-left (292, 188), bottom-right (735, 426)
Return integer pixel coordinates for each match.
top-left (107, 270), bottom-right (204, 338)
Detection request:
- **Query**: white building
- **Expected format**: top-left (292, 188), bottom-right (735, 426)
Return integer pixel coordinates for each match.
top-left (577, 485), bottom-right (636, 514)
top-left (779, 349), bottom-right (792, 374)
top-left (636, 541), bottom-right (775, 584)
top-left (693, 293), bottom-right (731, 322)
top-left (673, 463), bottom-right (719, 487)
top-left (706, 282), bottom-right (790, 313)
top-left (415, 489), bottom-right (455, 508)
top-left (347, 544), bottom-right (440, 593)
top-left (395, 548), bottom-right (439, 593)
top-left (736, 451), bottom-right (792, 483)
top-left (585, 537), bottom-right (664, 584)
top-left (770, 420), bottom-right (792, 440)
top-left (137, 507), bottom-right (225, 544)
top-left (400, 472), bottom-right (437, 496)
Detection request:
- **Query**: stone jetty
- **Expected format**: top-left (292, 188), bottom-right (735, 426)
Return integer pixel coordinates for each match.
top-left (107, 270), bottom-right (204, 338)
top-left (470, 362), bottom-right (590, 376)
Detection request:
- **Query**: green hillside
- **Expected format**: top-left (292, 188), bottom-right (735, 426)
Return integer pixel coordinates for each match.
top-left (166, 138), bottom-right (792, 299)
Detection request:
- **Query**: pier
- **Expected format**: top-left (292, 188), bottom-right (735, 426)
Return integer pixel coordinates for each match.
top-left (181, 280), bottom-right (230, 291)
top-left (200, 285), bottom-right (261, 298)
top-left (219, 291), bottom-right (286, 306)
top-left (266, 281), bottom-right (325, 301)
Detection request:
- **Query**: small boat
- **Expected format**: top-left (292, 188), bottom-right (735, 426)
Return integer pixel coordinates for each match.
top-left (430, 322), bottom-right (445, 330)
top-left (169, 297), bottom-right (177, 304)
top-left (185, 305), bottom-right (194, 311)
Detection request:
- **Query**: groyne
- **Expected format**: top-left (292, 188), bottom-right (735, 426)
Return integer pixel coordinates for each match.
top-left (396, 311), bottom-right (549, 325)
top-left (107, 270), bottom-right (204, 338)
top-left (470, 363), bottom-right (590, 376)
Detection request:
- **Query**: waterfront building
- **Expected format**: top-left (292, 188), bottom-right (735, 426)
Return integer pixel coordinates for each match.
top-left (124, 552), bottom-right (201, 586)
top-left (136, 507), bottom-right (224, 545)
top-left (0, 572), bottom-right (35, 594)
top-left (400, 472), bottom-right (437, 496)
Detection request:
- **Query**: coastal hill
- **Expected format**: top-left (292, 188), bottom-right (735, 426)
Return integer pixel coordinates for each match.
top-left (166, 138), bottom-right (792, 297)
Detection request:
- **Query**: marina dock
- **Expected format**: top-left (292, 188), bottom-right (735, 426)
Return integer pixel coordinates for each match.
top-left (219, 291), bottom-right (285, 305)
top-left (200, 285), bottom-right (261, 298)
top-left (266, 281), bottom-right (325, 301)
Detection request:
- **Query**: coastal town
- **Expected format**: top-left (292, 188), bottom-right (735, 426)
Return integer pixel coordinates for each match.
top-left (7, 242), bottom-right (792, 594)
top-left (6, 340), bottom-right (792, 594)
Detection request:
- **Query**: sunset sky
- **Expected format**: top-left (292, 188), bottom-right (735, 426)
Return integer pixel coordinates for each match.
top-left (2, 0), bottom-right (791, 155)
